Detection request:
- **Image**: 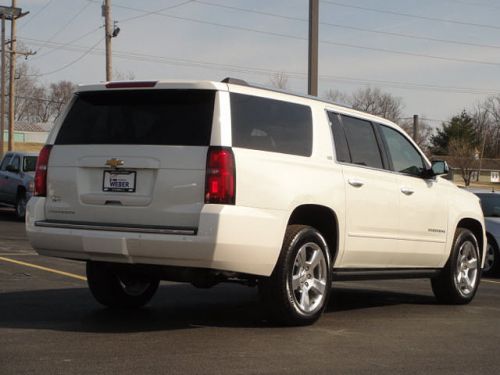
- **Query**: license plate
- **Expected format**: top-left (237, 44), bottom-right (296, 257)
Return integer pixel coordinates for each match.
top-left (103, 170), bottom-right (136, 192)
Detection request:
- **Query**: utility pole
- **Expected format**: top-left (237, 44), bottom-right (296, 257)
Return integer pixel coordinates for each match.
top-left (103, 0), bottom-right (112, 81)
top-left (1, 14), bottom-right (5, 158)
top-left (8, 0), bottom-right (17, 152)
top-left (7, 0), bottom-right (27, 151)
top-left (0, 4), bottom-right (23, 156)
top-left (413, 114), bottom-right (419, 142)
top-left (308, 0), bottom-right (319, 96)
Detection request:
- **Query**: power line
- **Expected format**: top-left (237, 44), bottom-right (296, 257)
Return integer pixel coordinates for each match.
top-left (194, 0), bottom-right (500, 50)
top-left (33, 1), bottom-right (92, 54)
top-left (120, 0), bottom-right (195, 23)
top-left (30, 25), bottom-right (102, 60)
top-left (79, 3), bottom-right (500, 67)
top-left (18, 0), bottom-right (55, 31)
top-left (20, 37), bottom-right (500, 96)
top-left (443, 0), bottom-right (500, 9)
top-left (28, 37), bottom-right (103, 77)
top-left (322, 1), bottom-right (500, 31)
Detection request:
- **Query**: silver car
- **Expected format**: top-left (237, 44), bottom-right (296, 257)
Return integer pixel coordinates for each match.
top-left (0, 151), bottom-right (38, 219)
top-left (472, 189), bottom-right (500, 276)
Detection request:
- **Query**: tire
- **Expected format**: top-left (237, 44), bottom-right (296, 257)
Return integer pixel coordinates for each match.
top-left (483, 236), bottom-right (500, 277)
top-left (15, 191), bottom-right (27, 220)
top-left (431, 228), bottom-right (481, 304)
top-left (86, 261), bottom-right (159, 308)
top-left (259, 225), bottom-right (331, 326)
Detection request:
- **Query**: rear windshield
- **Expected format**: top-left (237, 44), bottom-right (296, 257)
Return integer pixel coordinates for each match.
top-left (23, 156), bottom-right (37, 172)
top-left (231, 93), bottom-right (313, 156)
top-left (55, 90), bottom-right (215, 145)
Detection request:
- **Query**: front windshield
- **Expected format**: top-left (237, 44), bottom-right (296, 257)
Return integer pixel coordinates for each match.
top-left (477, 193), bottom-right (500, 217)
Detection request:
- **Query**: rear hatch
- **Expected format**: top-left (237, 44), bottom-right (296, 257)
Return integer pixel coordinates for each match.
top-left (45, 88), bottom-right (216, 230)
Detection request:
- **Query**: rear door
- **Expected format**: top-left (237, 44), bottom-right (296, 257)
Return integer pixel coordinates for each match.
top-left (45, 88), bottom-right (217, 230)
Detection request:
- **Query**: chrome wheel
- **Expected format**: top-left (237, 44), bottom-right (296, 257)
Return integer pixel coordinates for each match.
top-left (454, 240), bottom-right (479, 297)
top-left (483, 242), bottom-right (495, 274)
top-left (290, 242), bottom-right (327, 314)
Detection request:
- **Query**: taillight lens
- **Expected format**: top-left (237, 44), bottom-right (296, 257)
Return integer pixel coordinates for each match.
top-left (205, 147), bottom-right (235, 204)
top-left (34, 145), bottom-right (53, 197)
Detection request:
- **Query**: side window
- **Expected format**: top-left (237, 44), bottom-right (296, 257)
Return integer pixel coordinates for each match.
top-left (341, 115), bottom-right (383, 169)
top-left (327, 111), bottom-right (351, 163)
top-left (10, 156), bottom-right (20, 171)
top-left (23, 156), bottom-right (38, 172)
top-left (0, 154), bottom-right (12, 171)
top-left (380, 125), bottom-right (425, 177)
top-left (231, 93), bottom-right (313, 156)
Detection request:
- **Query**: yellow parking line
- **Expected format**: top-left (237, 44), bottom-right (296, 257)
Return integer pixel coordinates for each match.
top-left (483, 279), bottom-right (500, 285)
top-left (0, 256), bottom-right (87, 281)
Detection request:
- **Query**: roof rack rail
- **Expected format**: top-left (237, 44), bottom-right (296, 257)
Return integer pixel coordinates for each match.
top-left (220, 76), bottom-right (354, 112)
top-left (221, 77), bottom-right (249, 86)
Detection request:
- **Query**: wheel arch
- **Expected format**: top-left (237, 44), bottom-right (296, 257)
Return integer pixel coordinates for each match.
top-left (287, 204), bottom-right (339, 266)
top-left (456, 218), bottom-right (485, 262)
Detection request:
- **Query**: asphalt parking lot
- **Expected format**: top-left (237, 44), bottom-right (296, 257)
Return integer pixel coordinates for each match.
top-left (0, 208), bottom-right (499, 375)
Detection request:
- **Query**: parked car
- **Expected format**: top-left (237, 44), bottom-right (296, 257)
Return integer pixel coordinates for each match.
top-left (0, 151), bottom-right (38, 219)
top-left (470, 189), bottom-right (500, 276)
top-left (26, 78), bottom-right (486, 325)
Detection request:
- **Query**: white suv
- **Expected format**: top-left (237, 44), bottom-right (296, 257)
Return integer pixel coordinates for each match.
top-left (26, 78), bottom-right (486, 325)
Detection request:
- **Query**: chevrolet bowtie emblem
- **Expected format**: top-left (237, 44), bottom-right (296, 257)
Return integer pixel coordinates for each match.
top-left (105, 158), bottom-right (124, 169)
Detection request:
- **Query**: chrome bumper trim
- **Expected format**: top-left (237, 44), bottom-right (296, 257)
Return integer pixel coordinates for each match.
top-left (34, 220), bottom-right (197, 235)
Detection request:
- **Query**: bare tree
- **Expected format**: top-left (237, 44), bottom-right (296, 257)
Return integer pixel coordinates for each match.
top-left (269, 72), bottom-right (289, 90)
top-left (399, 118), bottom-right (433, 153)
top-left (349, 87), bottom-right (404, 123)
top-left (113, 70), bottom-right (136, 80)
top-left (324, 88), bottom-right (349, 106)
top-left (479, 95), bottom-right (500, 157)
top-left (448, 137), bottom-right (476, 186)
top-left (47, 81), bottom-right (77, 120)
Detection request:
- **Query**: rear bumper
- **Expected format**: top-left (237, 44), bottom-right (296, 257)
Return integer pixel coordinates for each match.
top-left (26, 197), bottom-right (287, 276)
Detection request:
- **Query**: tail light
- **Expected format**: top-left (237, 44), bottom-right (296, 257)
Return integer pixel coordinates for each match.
top-left (205, 147), bottom-right (235, 204)
top-left (34, 145), bottom-right (53, 197)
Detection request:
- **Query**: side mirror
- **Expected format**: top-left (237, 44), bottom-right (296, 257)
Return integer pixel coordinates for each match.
top-left (431, 160), bottom-right (449, 176)
top-left (6, 164), bottom-right (19, 173)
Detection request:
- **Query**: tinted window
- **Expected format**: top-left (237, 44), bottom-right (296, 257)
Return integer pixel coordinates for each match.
top-left (476, 194), bottom-right (500, 217)
top-left (0, 154), bottom-right (11, 171)
top-left (328, 112), bottom-right (351, 163)
top-left (341, 115), bottom-right (383, 169)
top-left (10, 156), bottom-right (20, 171)
top-left (55, 90), bottom-right (215, 145)
top-left (231, 93), bottom-right (312, 156)
top-left (380, 125), bottom-right (425, 177)
top-left (23, 156), bottom-right (37, 172)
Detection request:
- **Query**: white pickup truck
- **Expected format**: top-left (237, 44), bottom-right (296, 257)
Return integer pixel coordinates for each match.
top-left (26, 79), bottom-right (486, 325)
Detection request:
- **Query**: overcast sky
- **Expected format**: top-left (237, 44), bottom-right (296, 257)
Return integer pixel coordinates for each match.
top-left (15, 0), bottom-right (500, 125)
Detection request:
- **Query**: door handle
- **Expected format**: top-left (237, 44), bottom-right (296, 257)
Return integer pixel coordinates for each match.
top-left (401, 187), bottom-right (415, 195)
top-left (348, 178), bottom-right (364, 187)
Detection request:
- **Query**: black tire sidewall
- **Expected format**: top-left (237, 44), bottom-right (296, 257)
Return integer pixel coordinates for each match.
top-left (483, 236), bottom-right (500, 277)
top-left (15, 192), bottom-right (26, 220)
top-left (86, 261), bottom-right (159, 308)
